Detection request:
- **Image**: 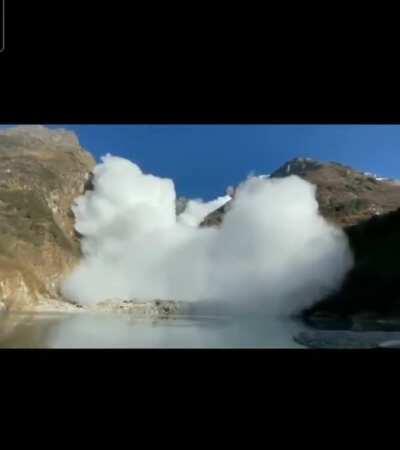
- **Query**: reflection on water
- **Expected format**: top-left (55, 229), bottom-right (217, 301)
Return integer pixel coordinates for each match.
top-left (0, 312), bottom-right (307, 348)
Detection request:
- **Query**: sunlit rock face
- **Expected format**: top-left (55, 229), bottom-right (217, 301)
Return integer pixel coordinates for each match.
top-left (1, 125), bottom-right (80, 147)
top-left (0, 126), bottom-right (96, 311)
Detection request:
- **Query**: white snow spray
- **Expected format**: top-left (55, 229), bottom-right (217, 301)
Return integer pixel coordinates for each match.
top-left (62, 154), bottom-right (353, 316)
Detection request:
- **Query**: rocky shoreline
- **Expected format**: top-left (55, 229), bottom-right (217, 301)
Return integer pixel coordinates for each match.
top-left (20, 298), bottom-right (187, 317)
top-left (0, 298), bottom-right (189, 344)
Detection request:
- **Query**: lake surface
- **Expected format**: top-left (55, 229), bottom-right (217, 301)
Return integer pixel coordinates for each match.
top-left (0, 312), bottom-right (307, 348)
top-left (2, 312), bottom-right (400, 348)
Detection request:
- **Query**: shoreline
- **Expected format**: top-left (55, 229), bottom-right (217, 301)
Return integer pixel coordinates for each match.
top-left (28, 298), bottom-right (188, 317)
top-left (0, 298), bottom-right (188, 344)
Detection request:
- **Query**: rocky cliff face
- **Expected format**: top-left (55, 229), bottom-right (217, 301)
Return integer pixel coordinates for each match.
top-left (303, 207), bottom-right (400, 324)
top-left (270, 158), bottom-right (400, 226)
top-left (0, 126), bottom-right (96, 311)
top-left (260, 158), bottom-right (400, 322)
top-left (175, 196), bottom-right (189, 215)
top-left (201, 157), bottom-right (400, 228)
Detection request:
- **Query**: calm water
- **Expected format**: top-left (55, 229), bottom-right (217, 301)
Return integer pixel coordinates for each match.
top-left (2, 312), bottom-right (400, 348)
top-left (0, 312), bottom-right (307, 348)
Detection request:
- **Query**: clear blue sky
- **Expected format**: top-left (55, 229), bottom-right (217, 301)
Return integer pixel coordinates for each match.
top-left (44, 125), bottom-right (400, 199)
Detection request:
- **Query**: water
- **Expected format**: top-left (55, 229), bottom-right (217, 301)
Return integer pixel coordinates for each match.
top-left (0, 312), bottom-right (307, 348)
top-left (2, 312), bottom-right (400, 348)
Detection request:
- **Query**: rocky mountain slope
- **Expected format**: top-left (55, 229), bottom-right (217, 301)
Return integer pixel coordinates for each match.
top-left (201, 157), bottom-right (400, 228)
top-left (0, 126), bottom-right (96, 311)
top-left (303, 207), bottom-right (400, 326)
top-left (271, 158), bottom-right (400, 226)
top-left (175, 196), bottom-right (189, 215)
top-left (200, 157), bottom-right (400, 323)
top-left (270, 158), bottom-right (400, 322)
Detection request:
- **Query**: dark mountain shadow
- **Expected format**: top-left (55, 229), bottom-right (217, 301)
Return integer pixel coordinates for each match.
top-left (303, 207), bottom-right (400, 322)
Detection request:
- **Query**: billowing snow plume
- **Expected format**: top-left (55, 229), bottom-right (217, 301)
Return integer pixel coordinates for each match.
top-left (62, 154), bottom-right (353, 315)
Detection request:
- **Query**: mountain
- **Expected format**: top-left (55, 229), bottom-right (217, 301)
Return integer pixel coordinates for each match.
top-left (200, 157), bottom-right (400, 323)
top-left (1, 136), bottom-right (400, 323)
top-left (175, 196), bottom-right (189, 215)
top-left (270, 158), bottom-right (400, 226)
top-left (303, 207), bottom-right (400, 326)
top-left (201, 157), bottom-right (400, 227)
top-left (0, 126), bottom-right (95, 311)
top-left (200, 201), bottom-right (233, 227)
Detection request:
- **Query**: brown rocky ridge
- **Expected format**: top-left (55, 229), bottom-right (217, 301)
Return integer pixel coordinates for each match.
top-left (200, 157), bottom-right (400, 228)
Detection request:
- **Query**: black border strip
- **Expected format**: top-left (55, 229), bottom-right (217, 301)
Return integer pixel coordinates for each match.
top-left (0, 0), bottom-right (4, 52)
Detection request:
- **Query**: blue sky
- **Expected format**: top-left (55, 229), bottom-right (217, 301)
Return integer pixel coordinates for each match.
top-left (39, 124), bottom-right (400, 199)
